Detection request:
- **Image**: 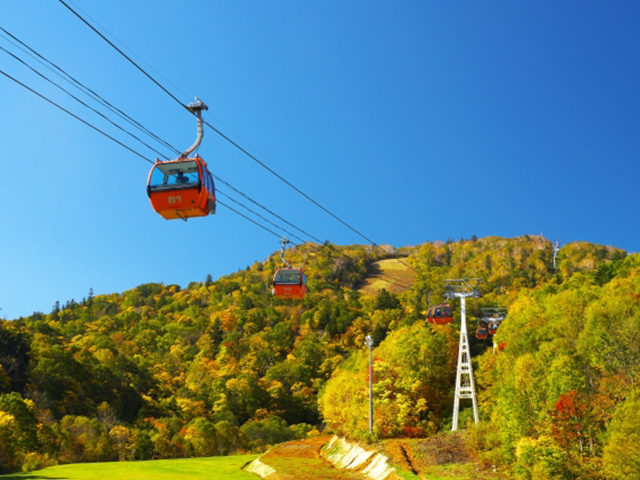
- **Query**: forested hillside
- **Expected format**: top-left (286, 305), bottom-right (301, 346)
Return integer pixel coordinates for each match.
top-left (1, 236), bottom-right (638, 479)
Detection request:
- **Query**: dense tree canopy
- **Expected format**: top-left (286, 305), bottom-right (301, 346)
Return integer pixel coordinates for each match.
top-left (0, 236), bottom-right (637, 478)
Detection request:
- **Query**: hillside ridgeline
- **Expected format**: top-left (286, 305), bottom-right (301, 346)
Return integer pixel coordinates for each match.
top-left (0, 236), bottom-right (638, 479)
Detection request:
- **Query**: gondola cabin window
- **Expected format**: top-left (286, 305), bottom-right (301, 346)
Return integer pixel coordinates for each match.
top-left (275, 269), bottom-right (304, 284)
top-left (148, 161), bottom-right (199, 190)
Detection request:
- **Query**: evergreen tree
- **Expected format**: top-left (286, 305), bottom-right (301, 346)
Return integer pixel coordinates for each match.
top-left (374, 289), bottom-right (400, 310)
top-left (87, 288), bottom-right (94, 309)
top-left (484, 254), bottom-right (492, 272)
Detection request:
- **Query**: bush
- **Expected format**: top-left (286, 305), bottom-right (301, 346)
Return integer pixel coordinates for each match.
top-left (21, 452), bottom-right (57, 472)
top-left (241, 416), bottom-right (295, 451)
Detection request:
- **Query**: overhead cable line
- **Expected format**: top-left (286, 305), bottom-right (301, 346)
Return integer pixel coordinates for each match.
top-left (0, 67), bottom-right (314, 249)
top-left (57, 0), bottom-right (186, 108)
top-left (215, 177), bottom-right (411, 287)
top-left (214, 179), bottom-right (411, 287)
top-left (62, 0), bottom-right (193, 101)
top-left (0, 68), bottom-right (154, 164)
top-left (199, 116), bottom-right (420, 273)
top-left (208, 177), bottom-right (412, 288)
top-left (217, 200), bottom-right (290, 241)
top-left (0, 25), bottom-right (180, 156)
top-left (216, 189), bottom-right (307, 244)
top-left (0, 28), bottom-right (328, 253)
top-left (0, 53), bottom-right (315, 253)
top-left (57, 0), bottom-right (418, 275)
top-left (2, 68), bottom-right (311, 250)
top-left (3, 56), bottom-right (412, 289)
top-left (220, 191), bottom-right (410, 288)
top-left (0, 26), bottom-right (312, 248)
top-left (212, 174), bottom-right (323, 245)
top-left (0, 45), bottom-right (170, 160)
top-left (213, 186), bottom-right (412, 288)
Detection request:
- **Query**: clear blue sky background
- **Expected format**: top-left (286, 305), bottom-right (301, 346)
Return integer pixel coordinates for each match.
top-left (1, 1), bottom-right (639, 319)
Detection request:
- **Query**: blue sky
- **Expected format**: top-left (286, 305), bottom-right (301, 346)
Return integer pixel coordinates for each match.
top-left (1, 1), bottom-right (639, 319)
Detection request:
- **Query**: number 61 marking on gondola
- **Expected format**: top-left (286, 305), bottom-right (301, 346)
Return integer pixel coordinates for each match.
top-left (168, 195), bottom-right (182, 204)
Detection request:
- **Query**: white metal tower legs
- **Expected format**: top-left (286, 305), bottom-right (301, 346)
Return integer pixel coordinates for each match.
top-left (452, 295), bottom-right (479, 431)
top-left (452, 331), bottom-right (479, 430)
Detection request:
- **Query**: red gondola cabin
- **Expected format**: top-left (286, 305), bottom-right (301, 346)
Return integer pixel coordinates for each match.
top-left (147, 156), bottom-right (216, 220)
top-left (273, 268), bottom-right (307, 300)
top-left (476, 327), bottom-right (488, 339)
top-left (426, 304), bottom-right (453, 325)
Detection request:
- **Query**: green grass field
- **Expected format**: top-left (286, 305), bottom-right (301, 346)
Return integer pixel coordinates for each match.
top-left (0, 455), bottom-right (259, 480)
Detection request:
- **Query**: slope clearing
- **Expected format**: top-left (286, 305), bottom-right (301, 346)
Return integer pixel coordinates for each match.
top-left (251, 435), bottom-right (362, 479)
top-left (244, 433), bottom-right (504, 479)
top-left (381, 433), bottom-right (505, 479)
top-left (359, 258), bottom-right (416, 295)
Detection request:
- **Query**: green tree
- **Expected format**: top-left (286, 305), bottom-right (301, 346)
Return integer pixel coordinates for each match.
top-left (0, 324), bottom-right (30, 394)
top-left (0, 393), bottom-right (38, 451)
top-left (603, 391), bottom-right (640, 478)
top-left (374, 289), bottom-right (400, 310)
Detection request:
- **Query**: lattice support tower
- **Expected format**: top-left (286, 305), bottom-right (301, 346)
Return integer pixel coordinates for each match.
top-left (445, 279), bottom-right (481, 431)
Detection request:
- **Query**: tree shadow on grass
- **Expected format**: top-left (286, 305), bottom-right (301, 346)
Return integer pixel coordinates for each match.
top-left (1, 476), bottom-right (67, 479)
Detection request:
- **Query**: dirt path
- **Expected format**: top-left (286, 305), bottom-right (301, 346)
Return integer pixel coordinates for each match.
top-left (258, 436), bottom-right (364, 480)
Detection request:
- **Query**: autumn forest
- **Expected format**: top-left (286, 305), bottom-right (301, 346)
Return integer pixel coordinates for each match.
top-left (1, 235), bottom-right (639, 478)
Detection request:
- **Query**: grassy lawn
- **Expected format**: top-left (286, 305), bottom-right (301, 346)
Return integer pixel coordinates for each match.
top-left (0, 455), bottom-right (259, 480)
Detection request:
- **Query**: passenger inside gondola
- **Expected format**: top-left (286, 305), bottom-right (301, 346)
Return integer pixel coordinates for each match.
top-left (175, 170), bottom-right (190, 184)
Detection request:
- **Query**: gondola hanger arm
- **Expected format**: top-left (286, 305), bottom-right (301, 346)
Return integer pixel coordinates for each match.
top-left (181, 98), bottom-right (208, 158)
top-left (280, 237), bottom-right (292, 268)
